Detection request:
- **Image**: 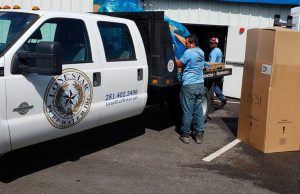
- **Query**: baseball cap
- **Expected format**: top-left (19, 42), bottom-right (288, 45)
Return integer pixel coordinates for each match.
top-left (210, 37), bottom-right (219, 44)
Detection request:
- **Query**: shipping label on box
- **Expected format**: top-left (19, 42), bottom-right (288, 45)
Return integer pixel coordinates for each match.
top-left (261, 64), bottom-right (272, 75)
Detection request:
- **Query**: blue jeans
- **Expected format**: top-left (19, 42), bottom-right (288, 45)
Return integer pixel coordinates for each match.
top-left (180, 83), bottom-right (205, 135)
top-left (214, 79), bottom-right (225, 101)
top-left (214, 85), bottom-right (225, 101)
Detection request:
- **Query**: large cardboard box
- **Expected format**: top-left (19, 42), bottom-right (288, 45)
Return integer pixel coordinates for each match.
top-left (238, 27), bottom-right (300, 153)
top-left (206, 62), bottom-right (225, 71)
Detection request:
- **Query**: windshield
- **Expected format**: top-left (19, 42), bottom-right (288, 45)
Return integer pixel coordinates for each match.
top-left (0, 12), bottom-right (38, 54)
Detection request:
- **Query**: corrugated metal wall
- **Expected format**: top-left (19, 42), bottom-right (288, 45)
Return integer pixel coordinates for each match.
top-left (145, 0), bottom-right (293, 98)
top-left (146, 0), bottom-right (291, 28)
top-left (0, 0), bottom-right (293, 98)
top-left (0, 0), bottom-right (93, 12)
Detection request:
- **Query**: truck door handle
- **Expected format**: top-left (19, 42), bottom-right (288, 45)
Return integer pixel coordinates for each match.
top-left (93, 72), bottom-right (101, 87)
top-left (137, 68), bottom-right (143, 81)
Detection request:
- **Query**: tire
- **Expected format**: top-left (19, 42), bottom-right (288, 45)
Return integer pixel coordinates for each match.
top-left (202, 87), bottom-right (212, 121)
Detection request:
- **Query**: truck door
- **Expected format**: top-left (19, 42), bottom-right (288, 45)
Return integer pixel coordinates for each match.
top-left (5, 18), bottom-right (101, 150)
top-left (0, 60), bottom-right (11, 155)
top-left (95, 21), bottom-right (148, 125)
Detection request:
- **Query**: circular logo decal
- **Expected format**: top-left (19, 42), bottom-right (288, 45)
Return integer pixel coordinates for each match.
top-left (13, 102), bottom-right (34, 115)
top-left (44, 68), bottom-right (93, 129)
top-left (167, 59), bottom-right (175, 72)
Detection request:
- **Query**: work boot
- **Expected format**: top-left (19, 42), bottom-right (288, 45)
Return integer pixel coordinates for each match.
top-left (221, 97), bottom-right (227, 107)
top-left (193, 132), bottom-right (204, 144)
top-left (179, 134), bottom-right (190, 144)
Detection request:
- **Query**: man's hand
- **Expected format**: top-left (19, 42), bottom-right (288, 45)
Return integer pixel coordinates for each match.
top-left (204, 67), bottom-right (211, 72)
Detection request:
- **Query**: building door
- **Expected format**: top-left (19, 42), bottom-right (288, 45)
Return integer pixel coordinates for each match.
top-left (184, 24), bottom-right (228, 62)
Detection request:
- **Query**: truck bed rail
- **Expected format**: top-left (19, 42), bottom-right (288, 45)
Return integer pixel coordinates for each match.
top-left (204, 68), bottom-right (232, 79)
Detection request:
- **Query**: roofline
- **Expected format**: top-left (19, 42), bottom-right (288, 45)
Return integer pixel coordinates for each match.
top-left (0, 9), bottom-right (132, 22)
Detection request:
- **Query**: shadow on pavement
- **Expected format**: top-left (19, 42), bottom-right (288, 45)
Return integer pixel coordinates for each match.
top-left (143, 104), bottom-right (181, 132)
top-left (0, 104), bottom-right (180, 183)
top-left (185, 144), bottom-right (300, 194)
top-left (0, 116), bottom-right (145, 183)
top-left (221, 117), bottom-right (238, 137)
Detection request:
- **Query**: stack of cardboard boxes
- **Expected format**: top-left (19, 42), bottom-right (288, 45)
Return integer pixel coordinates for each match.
top-left (238, 27), bottom-right (300, 153)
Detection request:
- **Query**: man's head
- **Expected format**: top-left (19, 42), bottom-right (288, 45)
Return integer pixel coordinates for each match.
top-left (210, 37), bottom-right (218, 48)
top-left (185, 34), bottom-right (199, 49)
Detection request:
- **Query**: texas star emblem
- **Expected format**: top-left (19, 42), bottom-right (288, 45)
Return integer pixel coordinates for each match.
top-left (44, 68), bottom-right (93, 129)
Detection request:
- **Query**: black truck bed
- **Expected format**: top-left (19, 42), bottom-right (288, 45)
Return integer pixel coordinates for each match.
top-left (92, 11), bottom-right (232, 86)
top-left (93, 11), bottom-right (177, 87)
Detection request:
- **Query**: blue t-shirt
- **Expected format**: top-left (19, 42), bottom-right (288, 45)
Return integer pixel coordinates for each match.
top-left (179, 47), bottom-right (205, 85)
top-left (209, 47), bottom-right (223, 62)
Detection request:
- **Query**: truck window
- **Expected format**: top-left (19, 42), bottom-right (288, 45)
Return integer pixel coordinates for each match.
top-left (0, 19), bottom-right (11, 45)
top-left (22, 18), bottom-right (92, 64)
top-left (97, 21), bottom-right (136, 62)
top-left (0, 12), bottom-right (38, 56)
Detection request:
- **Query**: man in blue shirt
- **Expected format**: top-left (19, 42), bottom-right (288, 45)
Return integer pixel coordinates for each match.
top-left (175, 34), bottom-right (206, 144)
top-left (209, 37), bottom-right (227, 106)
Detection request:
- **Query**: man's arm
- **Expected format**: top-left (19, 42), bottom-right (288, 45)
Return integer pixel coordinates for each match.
top-left (175, 58), bottom-right (183, 68)
top-left (204, 61), bottom-right (211, 71)
top-left (204, 61), bottom-right (211, 68)
top-left (174, 32), bottom-right (186, 46)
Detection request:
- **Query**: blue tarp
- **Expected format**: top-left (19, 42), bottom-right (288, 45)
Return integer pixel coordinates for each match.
top-left (97, 0), bottom-right (191, 59)
top-left (165, 17), bottom-right (190, 59)
top-left (93, 0), bottom-right (106, 5)
top-left (98, 0), bottom-right (143, 12)
top-left (218, 0), bottom-right (300, 5)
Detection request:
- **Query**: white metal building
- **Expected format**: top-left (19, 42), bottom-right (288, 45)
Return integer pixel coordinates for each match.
top-left (0, 0), bottom-right (296, 98)
top-left (144, 0), bottom-right (294, 98)
top-left (0, 0), bottom-right (93, 12)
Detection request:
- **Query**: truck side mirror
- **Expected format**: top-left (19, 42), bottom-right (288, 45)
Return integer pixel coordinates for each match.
top-left (35, 41), bottom-right (62, 75)
top-left (11, 41), bottom-right (62, 76)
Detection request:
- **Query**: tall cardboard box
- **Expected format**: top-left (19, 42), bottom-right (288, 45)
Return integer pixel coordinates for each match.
top-left (238, 27), bottom-right (300, 153)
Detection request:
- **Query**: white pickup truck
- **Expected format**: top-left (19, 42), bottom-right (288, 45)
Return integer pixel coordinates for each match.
top-left (0, 8), bottom-right (151, 155)
top-left (0, 8), bottom-right (232, 156)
